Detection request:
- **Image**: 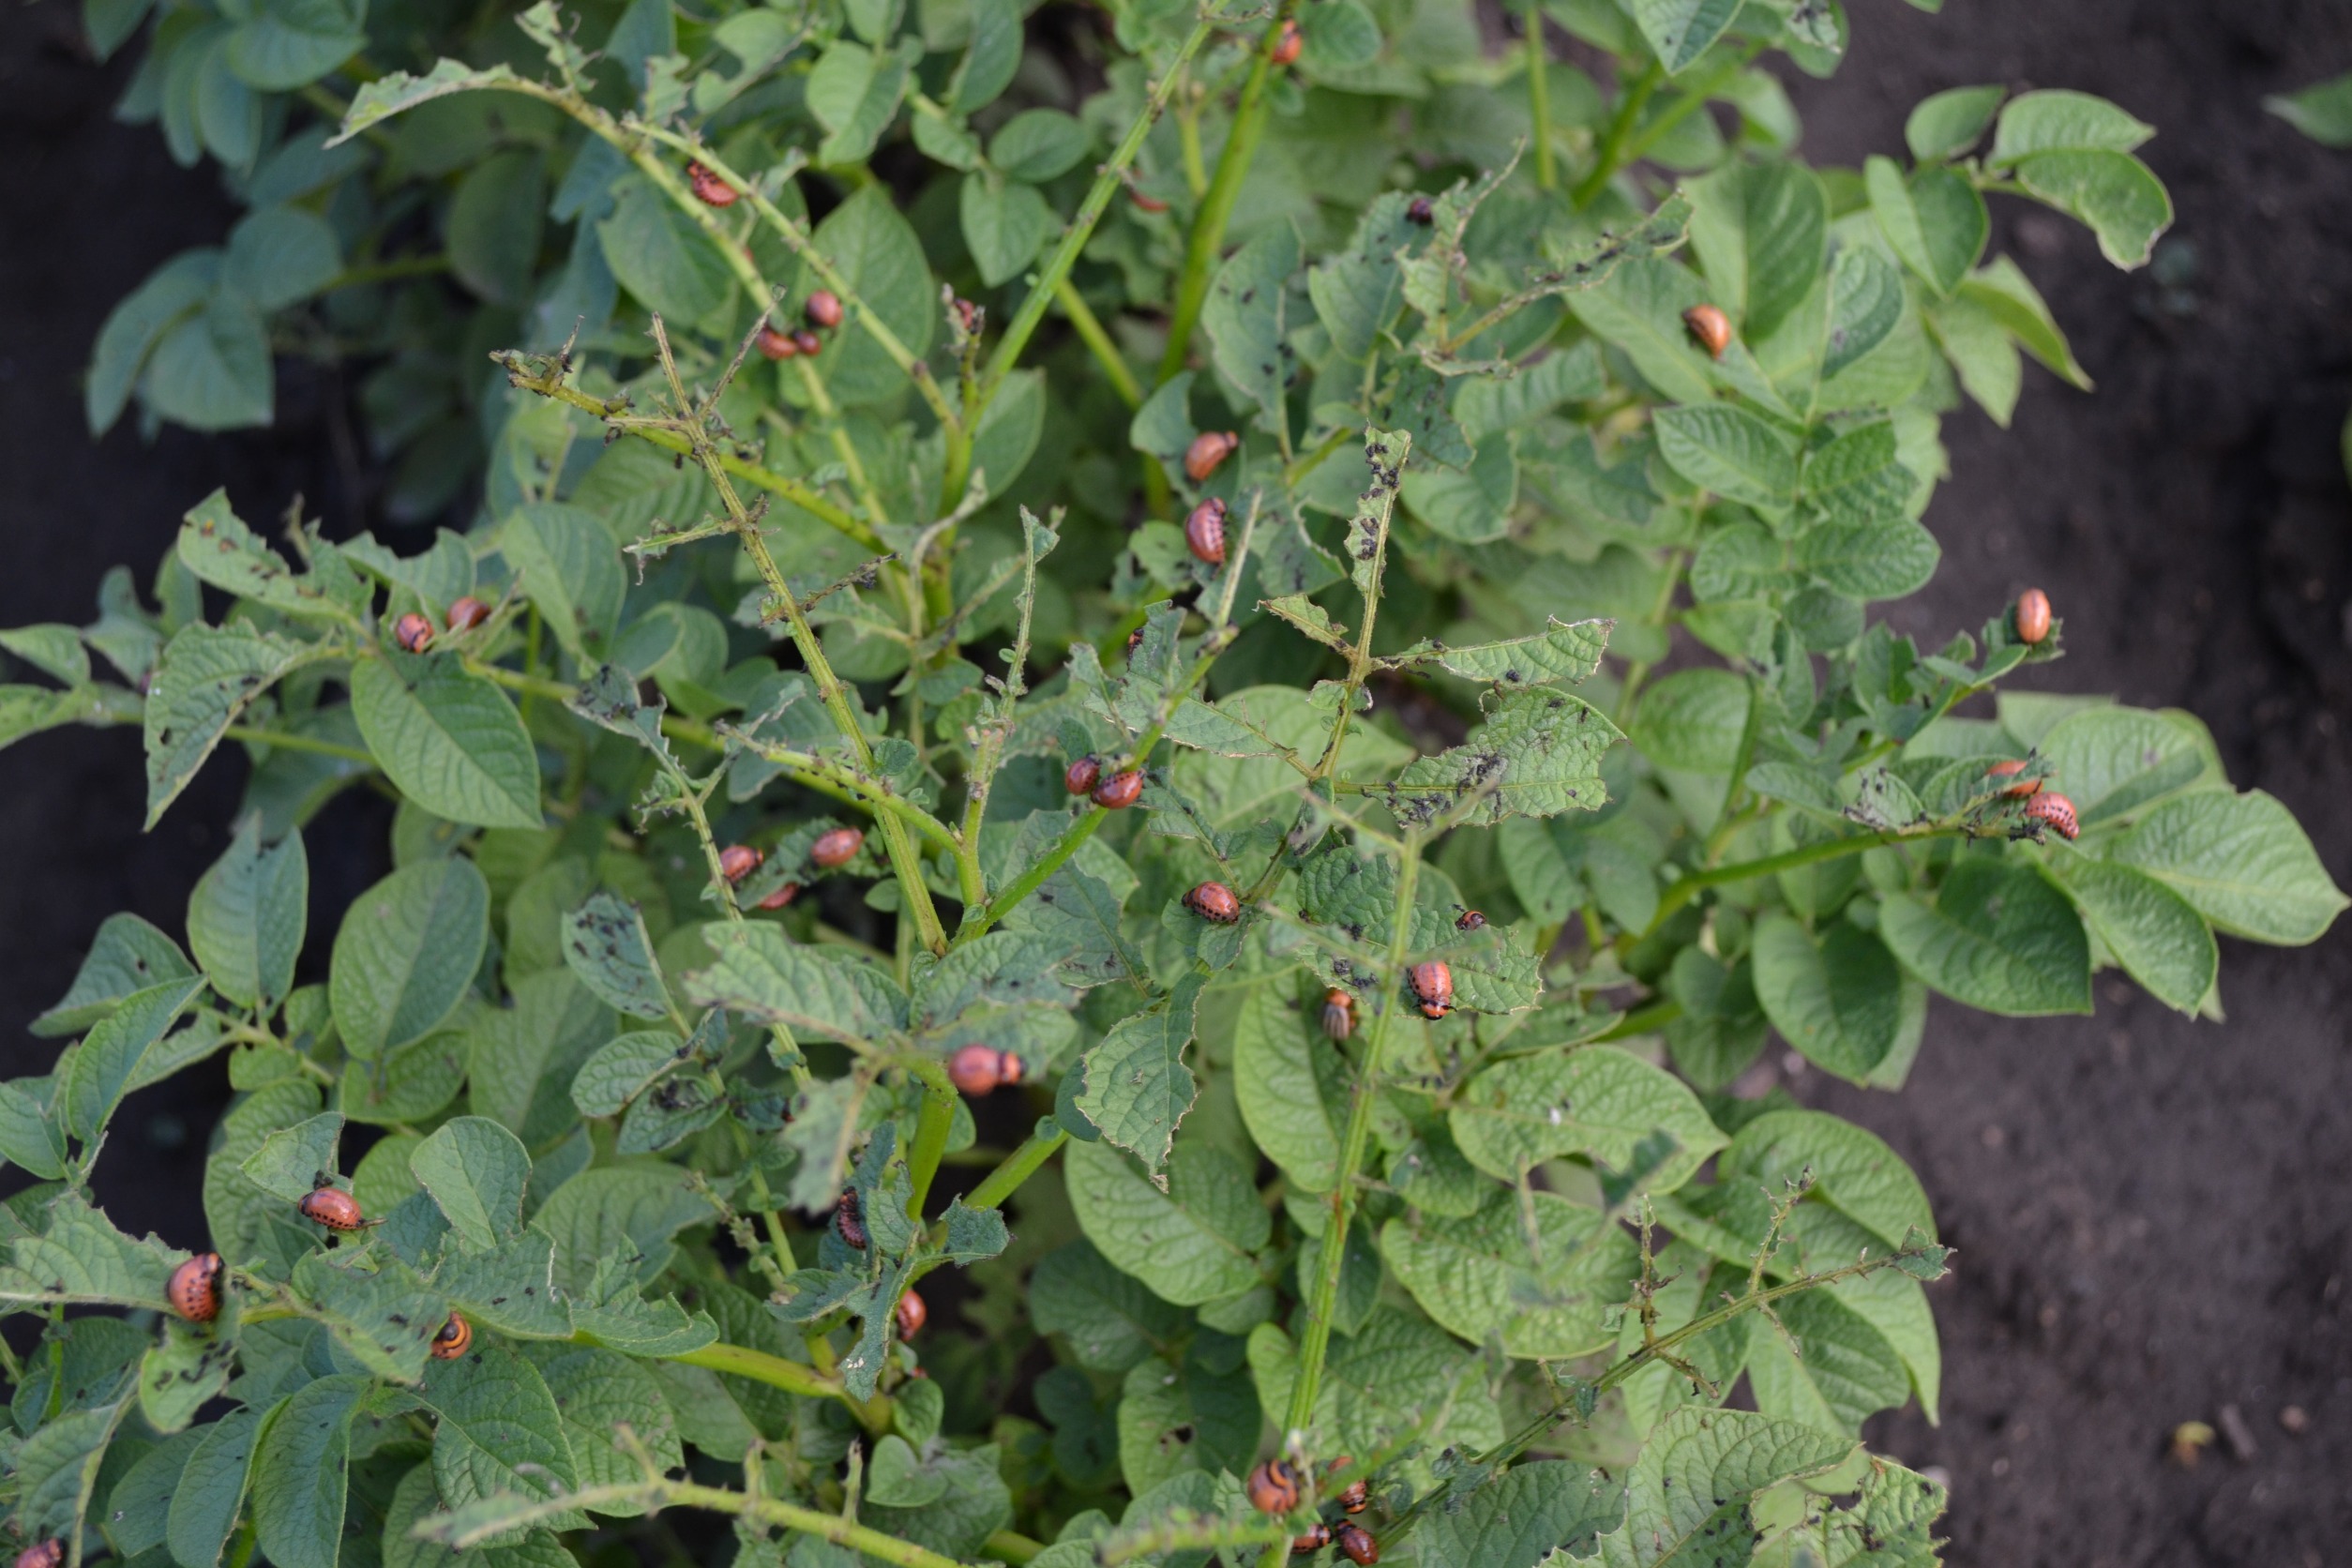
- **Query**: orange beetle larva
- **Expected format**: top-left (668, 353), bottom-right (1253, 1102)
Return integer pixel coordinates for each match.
top-left (430, 1313), bottom-right (472, 1360)
top-left (167, 1252), bottom-right (223, 1322)
top-left (2015, 588), bottom-right (2053, 644)
top-left (1681, 303), bottom-right (1732, 360)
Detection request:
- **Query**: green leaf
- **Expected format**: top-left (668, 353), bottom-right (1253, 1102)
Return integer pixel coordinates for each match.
top-left (1449, 1045), bottom-right (1726, 1192)
top-left (465, 970), bottom-right (611, 1148)
top-left (343, 1031), bottom-right (468, 1126)
top-left (2107, 789), bottom-right (2347, 945)
top-left (1231, 978), bottom-right (1349, 1193)
top-left (516, 1343), bottom-right (682, 1512)
top-left (1310, 193), bottom-right (1415, 361)
top-left (1819, 245), bottom-right (1906, 383)
top-left (1202, 224), bottom-right (1301, 432)
top-left (2034, 706), bottom-right (2210, 825)
top-left (958, 173), bottom-right (1051, 287)
top-left (1382, 687), bottom-right (1621, 825)
top-left (143, 291), bottom-right (273, 431)
top-left (1416, 1461), bottom-right (1623, 1568)
top-left (446, 150), bottom-right (546, 306)
top-left (224, 0), bottom-right (364, 88)
top-left (36, 914), bottom-right (198, 1037)
top-left (559, 893), bottom-right (671, 1021)
top-left (331, 59), bottom-right (520, 141)
top-left (1633, 667), bottom-right (1749, 825)
top-left (1720, 1108), bottom-right (1933, 1250)
top-left (1745, 1285), bottom-right (1912, 1437)
top-left (61, 977), bottom-right (209, 1142)
top-left (799, 184), bottom-right (936, 407)
top-left (1622, 0), bottom-right (1741, 72)
top-left (597, 179), bottom-right (731, 324)
top-left (1381, 1185), bottom-right (1638, 1358)
top-left (1074, 973), bottom-right (1201, 1173)
top-left (1866, 158), bottom-right (1986, 296)
top-left (0, 1081), bottom-right (68, 1180)
top-left (188, 816), bottom-right (307, 1009)
top-left (176, 491), bottom-right (351, 621)
top-left (239, 1109), bottom-right (343, 1201)
top-left (1064, 1138), bottom-right (1267, 1304)
top-left (143, 621), bottom-right (316, 826)
top-left (410, 1116), bottom-right (531, 1253)
top-left (423, 1340), bottom-right (583, 1539)
top-left (569, 1032), bottom-right (681, 1119)
top-left (1797, 512), bottom-right (1939, 601)
top-left (1686, 159), bottom-right (1826, 339)
top-left (1595, 1408), bottom-right (1854, 1568)
top-left (0, 623), bottom-right (91, 686)
top-left (1115, 1349), bottom-right (1259, 1497)
top-left (2266, 71), bottom-right (2352, 147)
top-left (1958, 256), bottom-right (2090, 388)
top-left (330, 858), bottom-right (490, 1060)
top-left (432, 1229), bottom-right (575, 1341)
top-left (87, 254), bottom-right (215, 436)
top-left (2043, 855), bottom-right (2215, 1015)
top-left (251, 1376), bottom-right (369, 1568)
top-left (1568, 256), bottom-right (1714, 405)
top-left (1878, 855), bottom-right (2091, 1016)
top-left (0, 1191), bottom-right (184, 1308)
top-left (1905, 83), bottom-right (2005, 162)
top-left (167, 1401), bottom-right (268, 1568)
top-left (808, 38), bottom-right (916, 167)
top-left (2013, 148), bottom-right (2172, 270)
top-left (532, 1164), bottom-right (717, 1294)
top-left (1987, 88), bottom-right (2155, 164)
top-left (683, 921), bottom-right (908, 1042)
top-left (859, 1442), bottom-right (1012, 1562)
top-left (947, 0), bottom-right (1018, 112)
top-left (1030, 1241), bottom-right (1185, 1373)
top-left (223, 204), bottom-right (341, 309)
top-left (1392, 617), bottom-right (1611, 687)
top-left (1750, 914), bottom-right (1921, 1086)
top-left (1245, 1306), bottom-right (1502, 1486)
top-left (17, 1398), bottom-right (130, 1545)
top-left (1653, 403), bottom-right (1800, 509)
top-left (500, 503), bottom-right (625, 665)
top-left (290, 1248), bottom-right (446, 1380)
top-left (990, 108), bottom-right (1088, 181)
top-left (352, 656), bottom-right (540, 829)
top-left (110, 1426), bottom-right (206, 1555)
top-left (1455, 343), bottom-right (1606, 441)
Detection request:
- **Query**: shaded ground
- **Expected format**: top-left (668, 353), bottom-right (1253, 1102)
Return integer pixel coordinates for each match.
top-left (3, 0), bottom-right (2350, 1562)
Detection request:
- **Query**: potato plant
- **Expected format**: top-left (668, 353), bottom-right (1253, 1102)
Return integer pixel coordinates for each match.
top-left (11, 0), bottom-right (2348, 1564)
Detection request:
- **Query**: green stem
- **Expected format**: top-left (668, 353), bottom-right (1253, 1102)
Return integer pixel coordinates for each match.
top-left (430, 1477), bottom-right (971, 1568)
top-left (961, 1125), bottom-right (1070, 1212)
top-left (970, 18), bottom-right (1215, 448)
top-left (723, 731), bottom-right (962, 854)
top-left (1258, 832), bottom-right (1424, 1568)
top-left (903, 1057), bottom-right (958, 1216)
top-left (1617, 45), bottom-right (1760, 168)
top-left (222, 725), bottom-right (377, 765)
top-left (1052, 277), bottom-right (1143, 409)
top-left (669, 1340), bottom-right (837, 1401)
top-left (1570, 60), bottom-right (1659, 208)
top-left (1525, 0), bottom-right (1554, 190)
top-left (983, 1532), bottom-right (1045, 1566)
top-left (1155, 16), bottom-right (1287, 386)
top-left (1591, 998), bottom-right (1681, 1042)
top-left (324, 253), bottom-right (449, 291)
top-left (1640, 824), bottom-right (1968, 939)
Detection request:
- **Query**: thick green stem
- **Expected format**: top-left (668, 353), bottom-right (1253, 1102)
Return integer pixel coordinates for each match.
top-left (669, 1340), bottom-right (837, 1401)
top-left (1524, 0), bottom-right (1554, 189)
top-left (962, 1124), bottom-right (1070, 1212)
top-left (968, 18), bottom-right (1215, 451)
top-left (1052, 277), bottom-right (1143, 409)
top-left (1155, 17), bottom-right (1288, 386)
top-left (1570, 60), bottom-right (1658, 208)
top-left (1639, 824), bottom-right (1968, 939)
top-left (903, 1058), bottom-right (958, 1215)
top-left (428, 1476), bottom-right (969, 1568)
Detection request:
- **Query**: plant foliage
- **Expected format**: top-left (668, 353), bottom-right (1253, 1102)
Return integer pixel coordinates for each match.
top-left (14, 0), bottom-right (2344, 1562)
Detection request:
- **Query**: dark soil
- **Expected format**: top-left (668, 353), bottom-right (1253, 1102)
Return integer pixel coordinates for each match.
top-left (4, 0), bottom-right (2350, 1562)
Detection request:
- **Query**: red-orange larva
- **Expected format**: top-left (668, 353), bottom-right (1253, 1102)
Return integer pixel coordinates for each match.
top-left (2024, 791), bottom-right (2079, 840)
top-left (1987, 760), bottom-right (2042, 799)
top-left (756, 882), bottom-right (799, 911)
top-left (1270, 17), bottom-right (1303, 65)
top-left (998, 1050), bottom-right (1024, 1084)
top-left (1131, 188), bottom-right (1169, 214)
top-left (1324, 1457), bottom-right (1369, 1513)
top-left (1406, 195), bottom-right (1433, 225)
top-left (16, 1540), bottom-right (63, 1568)
top-left (392, 612), bottom-right (433, 654)
top-left (686, 161), bottom-right (737, 207)
top-left (430, 1313), bottom-right (471, 1360)
top-left (1293, 1526), bottom-right (1333, 1553)
top-left (757, 326), bottom-right (800, 360)
top-left (810, 826), bottom-right (863, 868)
top-left (445, 596), bottom-right (490, 632)
top-left (2015, 588), bottom-right (2053, 644)
top-left (719, 844), bottom-right (763, 884)
top-left (167, 1252), bottom-right (223, 1323)
top-left (1455, 909), bottom-right (1485, 931)
top-left (1065, 754), bottom-right (1103, 795)
top-left (1406, 961), bottom-right (1454, 1019)
top-left (1681, 304), bottom-right (1732, 360)
top-left (1334, 1523), bottom-right (1379, 1564)
top-left (1184, 430), bottom-right (1239, 483)
top-left (1184, 882), bottom-right (1242, 924)
top-left (792, 328), bottom-right (822, 356)
top-left (1321, 988), bottom-right (1355, 1041)
top-left (1184, 497), bottom-right (1229, 566)
top-left (948, 1043), bottom-right (1003, 1095)
top-left (895, 1289), bottom-right (927, 1340)
top-left (805, 290), bottom-right (844, 329)
top-left (837, 1188), bottom-right (867, 1249)
top-left (298, 1186), bottom-right (364, 1231)
top-left (1246, 1458), bottom-right (1302, 1514)
top-left (1093, 770), bottom-right (1144, 809)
